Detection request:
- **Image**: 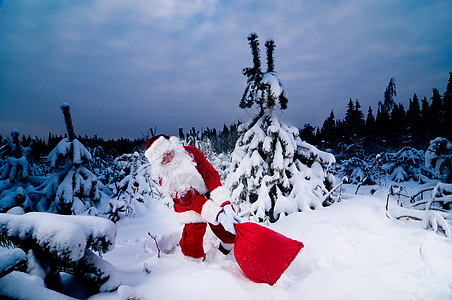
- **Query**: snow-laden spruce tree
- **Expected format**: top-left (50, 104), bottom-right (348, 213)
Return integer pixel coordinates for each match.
top-left (0, 130), bottom-right (35, 212)
top-left (335, 156), bottom-right (371, 185)
top-left (382, 147), bottom-right (433, 183)
top-left (34, 104), bottom-right (107, 214)
top-left (425, 137), bottom-right (452, 183)
top-left (105, 151), bottom-right (154, 222)
top-left (227, 33), bottom-right (336, 223)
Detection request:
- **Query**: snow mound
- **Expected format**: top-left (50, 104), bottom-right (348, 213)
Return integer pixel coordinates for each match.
top-left (0, 248), bottom-right (26, 276)
top-left (0, 212), bottom-right (116, 261)
top-left (0, 271), bottom-right (76, 300)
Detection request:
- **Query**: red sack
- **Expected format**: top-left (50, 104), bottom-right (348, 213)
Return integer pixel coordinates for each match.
top-left (233, 222), bottom-right (304, 285)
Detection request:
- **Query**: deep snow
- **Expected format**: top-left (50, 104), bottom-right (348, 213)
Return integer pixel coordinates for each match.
top-left (89, 183), bottom-right (452, 300)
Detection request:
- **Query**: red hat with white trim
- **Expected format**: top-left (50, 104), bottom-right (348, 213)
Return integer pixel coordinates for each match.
top-left (145, 134), bottom-right (177, 163)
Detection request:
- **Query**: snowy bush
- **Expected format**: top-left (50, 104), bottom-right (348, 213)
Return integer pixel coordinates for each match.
top-left (209, 152), bottom-right (232, 183)
top-left (105, 152), bottom-right (155, 222)
top-left (335, 147), bottom-right (433, 186)
top-left (382, 147), bottom-right (432, 183)
top-left (227, 114), bottom-right (336, 222)
top-left (425, 137), bottom-right (452, 183)
top-left (88, 145), bottom-right (111, 185)
top-left (335, 157), bottom-right (370, 184)
top-left (0, 212), bottom-right (119, 297)
top-left (334, 140), bottom-right (365, 161)
top-left (0, 130), bottom-right (36, 213)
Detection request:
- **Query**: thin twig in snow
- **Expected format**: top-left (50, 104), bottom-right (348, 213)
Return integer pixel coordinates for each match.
top-left (148, 232), bottom-right (161, 258)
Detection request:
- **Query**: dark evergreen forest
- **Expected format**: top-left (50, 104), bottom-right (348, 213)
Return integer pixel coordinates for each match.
top-left (300, 73), bottom-right (452, 158)
top-left (2, 73), bottom-right (451, 163)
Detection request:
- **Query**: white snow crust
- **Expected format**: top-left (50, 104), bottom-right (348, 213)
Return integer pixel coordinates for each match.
top-left (0, 212), bottom-right (117, 261)
top-left (84, 182), bottom-right (452, 300)
top-left (0, 248), bottom-right (26, 275)
top-left (0, 271), bottom-right (77, 300)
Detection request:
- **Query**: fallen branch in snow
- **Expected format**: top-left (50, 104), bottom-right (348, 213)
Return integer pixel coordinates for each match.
top-left (426, 182), bottom-right (452, 210)
top-left (409, 187), bottom-right (434, 204)
top-left (394, 215), bottom-right (422, 221)
top-left (408, 182), bottom-right (452, 212)
top-left (385, 183), bottom-right (452, 237)
top-left (148, 232), bottom-right (161, 258)
top-left (386, 202), bottom-right (452, 238)
top-left (385, 185), bottom-right (404, 215)
top-left (322, 177), bottom-right (346, 205)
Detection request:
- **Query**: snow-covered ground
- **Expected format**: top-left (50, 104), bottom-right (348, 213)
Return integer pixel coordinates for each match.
top-left (91, 183), bottom-right (452, 300)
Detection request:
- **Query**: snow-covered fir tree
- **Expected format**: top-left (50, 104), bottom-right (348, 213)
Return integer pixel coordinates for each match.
top-left (335, 156), bottom-right (371, 185)
top-left (335, 147), bottom-right (433, 187)
top-left (239, 33), bottom-right (288, 115)
top-left (105, 151), bottom-right (154, 222)
top-left (227, 33), bottom-right (336, 223)
top-left (0, 130), bottom-right (35, 213)
top-left (382, 147), bottom-right (432, 183)
top-left (0, 130), bottom-right (34, 183)
top-left (425, 137), bottom-right (452, 183)
top-left (34, 104), bottom-right (107, 214)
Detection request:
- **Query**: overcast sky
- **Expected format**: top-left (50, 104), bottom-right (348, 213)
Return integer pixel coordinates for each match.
top-left (1, 0), bottom-right (451, 140)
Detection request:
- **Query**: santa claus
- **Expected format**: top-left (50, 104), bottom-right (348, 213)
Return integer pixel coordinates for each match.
top-left (145, 134), bottom-right (240, 259)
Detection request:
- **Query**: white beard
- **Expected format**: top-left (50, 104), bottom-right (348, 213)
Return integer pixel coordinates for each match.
top-left (151, 145), bottom-right (208, 198)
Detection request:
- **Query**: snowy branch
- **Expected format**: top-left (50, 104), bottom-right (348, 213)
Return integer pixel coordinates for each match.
top-left (148, 232), bottom-right (161, 258)
top-left (408, 182), bottom-right (452, 211)
top-left (387, 206), bottom-right (451, 237)
top-left (0, 212), bottom-right (120, 295)
top-left (322, 177), bottom-right (346, 205)
top-left (386, 184), bottom-right (452, 238)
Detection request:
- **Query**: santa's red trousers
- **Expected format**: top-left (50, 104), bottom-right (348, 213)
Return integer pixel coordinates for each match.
top-left (180, 223), bottom-right (236, 258)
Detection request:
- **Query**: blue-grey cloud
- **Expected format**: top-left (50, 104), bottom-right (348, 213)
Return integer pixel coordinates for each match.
top-left (0, 0), bottom-right (451, 139)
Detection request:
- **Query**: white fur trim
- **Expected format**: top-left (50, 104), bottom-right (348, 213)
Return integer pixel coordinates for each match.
top-left (168, 136), bottom-right (180, 145)
top-left (145, 136), bottom-right (171, 163)
top-left (200, 200), bottom-right (222, 225)
top-left (175, 211), bottom-right (206, 224)
top-left (210, 186), bottom-right (230, 206)
top-left (145, 136), bottom-right (182, 163)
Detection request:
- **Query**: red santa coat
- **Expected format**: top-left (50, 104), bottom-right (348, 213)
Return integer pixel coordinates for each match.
top-left (161, 146), bottom-right (230, 224)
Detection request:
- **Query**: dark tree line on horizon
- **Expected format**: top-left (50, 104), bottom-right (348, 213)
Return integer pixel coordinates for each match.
top-left (2, 73), bottom-right (451, 161)
top-left (0, 122), bottom-right (242, 164)
top-left (300, 73), bottom-right (452, 158)
top-left (0, 132), bottom-right (146, 163)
